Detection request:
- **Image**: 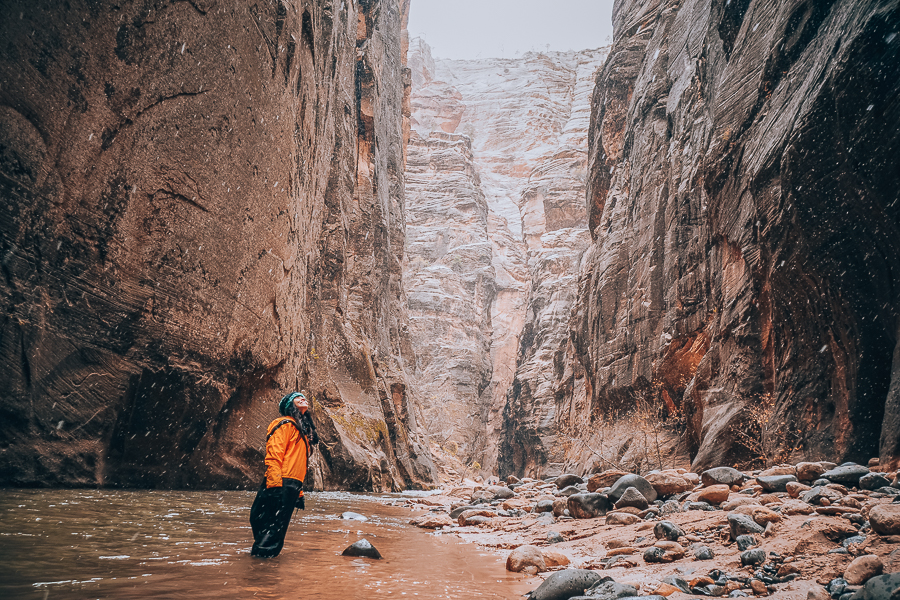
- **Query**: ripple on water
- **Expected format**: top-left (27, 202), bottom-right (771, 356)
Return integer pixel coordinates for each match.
top-left (0, 488), bottom-right (538, 600)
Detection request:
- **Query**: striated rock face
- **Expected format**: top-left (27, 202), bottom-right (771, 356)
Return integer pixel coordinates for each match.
top-left (0, 0), bottom-right (436, 489)
top-left (404, 40), bottom-right (607, 474)
top-left (561, 0), bottom-right (900, 472)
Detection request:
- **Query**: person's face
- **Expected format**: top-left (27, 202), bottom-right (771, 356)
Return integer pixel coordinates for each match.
top-left (293, 397), bottom-right (309, 414)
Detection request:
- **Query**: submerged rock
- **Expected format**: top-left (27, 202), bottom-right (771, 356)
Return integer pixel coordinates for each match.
top-left (342, 539), bottom-right (382, 559)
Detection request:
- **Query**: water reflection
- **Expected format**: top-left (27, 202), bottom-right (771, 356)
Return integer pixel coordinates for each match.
top-left (0, 489), bottom-right (536, 599)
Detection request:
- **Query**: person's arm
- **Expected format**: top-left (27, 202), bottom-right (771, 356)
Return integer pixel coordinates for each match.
top-left (264, 425), bottom-right (288, 488)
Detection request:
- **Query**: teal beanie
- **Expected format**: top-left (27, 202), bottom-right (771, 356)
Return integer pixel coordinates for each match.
top-left (279, 392), bottom-right (305, 416)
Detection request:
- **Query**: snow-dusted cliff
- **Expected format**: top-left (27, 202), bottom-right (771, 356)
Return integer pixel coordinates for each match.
top-left (404, 40), bottom-right (608, 474)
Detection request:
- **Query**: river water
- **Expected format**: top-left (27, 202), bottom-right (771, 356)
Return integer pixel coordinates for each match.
top-left (0, 489), bottom-right (538, 599)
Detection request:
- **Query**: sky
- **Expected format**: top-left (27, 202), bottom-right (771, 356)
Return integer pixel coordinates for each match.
top-left (407, 0), bottom-right (615, 60)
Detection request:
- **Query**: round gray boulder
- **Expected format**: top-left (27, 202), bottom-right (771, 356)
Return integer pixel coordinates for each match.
top-left (701, 467), bottom-right (745, 487)
top-left (607, 474), bottom-right (658, 503)
top-left (822, 464), bottom-right (870, 486)
top-left (526, 569), bottom-right (606, 600)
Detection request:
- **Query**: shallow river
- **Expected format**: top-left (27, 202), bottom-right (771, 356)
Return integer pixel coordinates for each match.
top-left (0, 489), bottom-right (538, 599)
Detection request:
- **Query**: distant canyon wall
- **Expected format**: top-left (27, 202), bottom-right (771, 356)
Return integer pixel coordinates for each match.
top-left (404, 40), bottom-right (608, 474)
top-left (553, 0), bottom-right (900, 474)
top-left (0, 0), bottom-right (436, 490)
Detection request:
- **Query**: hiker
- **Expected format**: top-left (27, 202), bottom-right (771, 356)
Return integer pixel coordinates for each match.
top-left (249, 391), bottom-right (318, 558)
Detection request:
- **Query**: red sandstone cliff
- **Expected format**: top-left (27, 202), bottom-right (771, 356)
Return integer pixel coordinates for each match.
top-left (0, 0), bottom-right (436, 490)
top-left (547, 0), bottom-right (900, 474)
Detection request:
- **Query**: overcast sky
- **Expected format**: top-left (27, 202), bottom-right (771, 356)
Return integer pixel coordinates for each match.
top-left (407, 0), bottom-right (615, 60)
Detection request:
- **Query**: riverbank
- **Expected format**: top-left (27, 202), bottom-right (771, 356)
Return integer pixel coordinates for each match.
top-left (401, 463), bottom-right (900, 599)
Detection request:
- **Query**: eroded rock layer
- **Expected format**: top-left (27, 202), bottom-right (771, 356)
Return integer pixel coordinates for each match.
top-left (405, 41), bottom-right (607, 473)
top-left (0, 0), bottom-right (436, 489)
top-left (554, 0), bottom-right (900, 474)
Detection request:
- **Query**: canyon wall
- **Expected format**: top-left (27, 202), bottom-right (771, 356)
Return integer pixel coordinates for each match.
top-left (0, 0), bottom-right (436, 490)
top-left (551, 0), bottom-right (900, 474)
top-left (404, 41), bottom-right (607, 474)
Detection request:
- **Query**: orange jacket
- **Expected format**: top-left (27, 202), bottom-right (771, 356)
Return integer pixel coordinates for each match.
top-left (264, 417), bottom-right (309, 493)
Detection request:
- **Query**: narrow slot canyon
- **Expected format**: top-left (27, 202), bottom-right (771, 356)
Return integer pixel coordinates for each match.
top-left (1, 0), bottom-right (900, 597)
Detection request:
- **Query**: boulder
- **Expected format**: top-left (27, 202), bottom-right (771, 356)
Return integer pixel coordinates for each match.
top-left (409, 513), bottom-right (454, 528)
top-left (660, 500), bottom-right (682, 515)
top-left (759, 465), bottom-right (797, 477)
top-left (697, 484), bottom-right (730, 505)
top-left (460, 514), bottom-right (493, 526)
top-left (525, 569), bottom-right (605, 600)
top-left (471, 488), bottom-right (494, 503)
top-left (457, 509), bottom-right (496, 526)
top-left (556, 474), bottom-right (585, 489)
top-left (860, 473), bottom-right (892, 491)
top-left (741, 549), bottom-right (767, 566)
top-left (547, 531), bottom-right (566, 544)
top-left (750, 579), bottom-right (768, 595)
top-left (786, 481), bottom-right (812, 498)
top-left (534, 498), bottom-right (555, 513)
top-left (694, 546), bottom-right (715, 560)
top-left (728, 513), bottom-right (765, 540)
top-left (644, 541), bottom-right (685, 562)
top-left (606, 512), bottom-right (642, 525)
top-left (543, 549), bottom-right (571, 567)
top-left (847, 573), bottom-right (900, 600)
top-left (722, 497), bottom-right (762, 511)
top-left (736, 535), bottom-right (758, 551)
top-left (756, 475), bottom-right (798, 493)
top-left (614, 487), bottom-right (649, 510)
top-left (869, 504), bottom-right (900, 535)
top-left (588, 470), bottom-right (630, 492)
top-left (797, 462), bottom-right (829, 482)
top-left (701, 467), bottom-right (745, 487)
top-left (553, 497), bottom-right (569, 517)
top-left (646, 471), bottom-right (693, 497)
top-left (449, 505), bottom-right (485, 519)
top-left (341, 539), bottom-right (382, 559)
top-left (802, 486), bottom-right (844, 505)
top-left (581, 579), bottom-right (639, 600)
top-left (557, 485), bottom-right (583, 497)
top-left (501, 497), bottom-right (531, 511)
top-left (567, 493), bottom-right (611, 519)
top-left (732, 504), bottom-right (783, 525)
top-left (844, 555), bottom-right (884, 585)
top-left (506, 545), bottom-right (547, 574)
top-left (822, 465), bottom-right (870, 486)
top-left (507, 475), bottom-right (521, 485)
top-left (488, 485), bottom-right (516, 500)
top-left (607, 474), bottom-right (658, 503)
top-left (654, 520), bottom-right (685, 541)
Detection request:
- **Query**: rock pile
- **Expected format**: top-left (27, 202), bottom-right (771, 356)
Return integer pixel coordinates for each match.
top-left (404, 459), bottom-right (900, 596)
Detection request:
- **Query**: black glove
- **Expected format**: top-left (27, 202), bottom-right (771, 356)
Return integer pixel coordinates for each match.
top-left (281, 485), bottom-right (298, 511)
top-left (296, 495), bottom-right (305, 510)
